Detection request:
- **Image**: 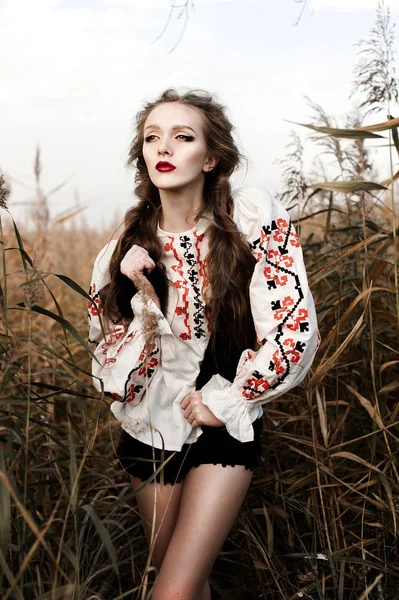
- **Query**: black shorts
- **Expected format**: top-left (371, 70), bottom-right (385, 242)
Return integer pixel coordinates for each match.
top-left (116, 417), bottom-right (264, 485)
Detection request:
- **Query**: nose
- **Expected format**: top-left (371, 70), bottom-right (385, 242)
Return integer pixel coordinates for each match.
top-left (158, 140), bottom-right (171, 156)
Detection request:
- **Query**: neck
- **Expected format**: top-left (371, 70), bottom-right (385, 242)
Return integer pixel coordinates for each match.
top-left (158, 180), bottom-right (206, 233)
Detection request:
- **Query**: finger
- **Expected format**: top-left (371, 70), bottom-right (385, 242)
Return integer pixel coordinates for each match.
top-left (189, 413), bottom-right (201, 426)
top-left (183, 407), bottom-right (192, 419)
top-left (122, 257), bottom-right (152, 276)
top-left (187, 391), bottom-right (201, 405)
top-left (125, 246), bottom-right (150, 264)
top-left (131, 244), bottom-right (148, 256)
top-left (142, 257), bottom-right (154, 271)
top-left (187, 407), bottom-right (198, 424)
top-left (134, 256), bottom-right (154, 274)
top-left (147, 258), bottom-right (156, 273)
top-left (180, 394), bottom-right (192, 409)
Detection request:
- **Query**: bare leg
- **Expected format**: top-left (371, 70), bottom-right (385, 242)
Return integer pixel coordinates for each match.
top-left (150, 464), bottom-right (253, 600)
top-left (130, 475), bottom-right (211, 599)
top-left (195, 580), bottom-right (211, 600)
top-left (130, 474), bottom-right (183, 571)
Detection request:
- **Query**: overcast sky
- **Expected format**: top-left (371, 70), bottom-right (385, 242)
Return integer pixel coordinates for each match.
top-left (1, 0), bottom-right (399, 229)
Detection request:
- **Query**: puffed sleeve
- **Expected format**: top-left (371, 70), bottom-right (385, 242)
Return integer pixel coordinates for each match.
top-left (200, 185), bottom-right (321, 442)
top-left (88, 240), bottom-right (176, 404)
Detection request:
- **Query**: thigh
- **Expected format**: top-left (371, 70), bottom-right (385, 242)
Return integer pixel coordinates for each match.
top-left (131, 474), bottom-right (184, 571)
top-left (151, 463), bottom-right (253, 599)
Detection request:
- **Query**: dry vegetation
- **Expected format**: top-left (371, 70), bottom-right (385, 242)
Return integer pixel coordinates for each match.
top-left (1, 3), bottom-right (399, 599)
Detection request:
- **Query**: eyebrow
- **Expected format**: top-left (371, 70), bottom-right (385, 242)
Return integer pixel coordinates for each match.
top-left (144, 124), bottom-right (196, 134)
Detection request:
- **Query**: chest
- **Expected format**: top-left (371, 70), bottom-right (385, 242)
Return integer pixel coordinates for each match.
top-left (160, 232), bottom-right (211, 342)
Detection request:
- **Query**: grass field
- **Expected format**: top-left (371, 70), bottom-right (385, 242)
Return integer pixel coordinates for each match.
top-left (1, 3), bottom-right (399, 596)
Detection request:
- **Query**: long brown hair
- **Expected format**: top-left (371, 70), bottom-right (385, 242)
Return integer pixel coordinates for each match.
top-left (101, 88), bottom-right (257, 352)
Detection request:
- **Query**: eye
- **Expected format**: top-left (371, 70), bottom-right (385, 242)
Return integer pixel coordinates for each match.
top-left (144, 134), bottom-right (195, 143)
top-left (176, 135), bottom-right (194, 141)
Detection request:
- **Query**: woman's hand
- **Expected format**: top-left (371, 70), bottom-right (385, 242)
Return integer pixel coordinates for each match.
top-left (120, 245), bottom-right (161, 309)
top-left (180, 391), bottom-right (224, 428)
top-left (120, 244), bottom-right (156, 278)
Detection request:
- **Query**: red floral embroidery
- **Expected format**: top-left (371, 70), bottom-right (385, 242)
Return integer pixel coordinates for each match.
top-left (180, 286), bottom-right (190, 339)
top-left (237, 349), bottom-right (255, 377)
top-left (282, 338), bottom-right (303, 364)
top-left (263, 266), bottom-right (288, 287)
top-left (138, 343), bottom-right (157, 361)
top-left (125, 384), bottom-right (144, 403)
top-left (272, 296), bottom-right (295, 321)
top-left (286, 308), bottom-right (309, 333)
top-left (138, 357), bottom-right (159, 377)
top-left (116, 330), bottom-right (136, 353)
top-left (270, 348), bottom-right (287, 376)
top-left (164, 237), bottom-right (192, 340)
top-left (125, 388), bottom-right (136, 403)
top-left (99, 324), bottom-right (130, 359)
top-left (272, 218), bottom-right (289, 243)
top-left (289, 223), bottom-right (301, 248)
top-left (88, 282), bottom-right (103, 316)
top-left (242, 372), bottom-right (270, 399)
top-left (267, 248), bottom-right (294, 270)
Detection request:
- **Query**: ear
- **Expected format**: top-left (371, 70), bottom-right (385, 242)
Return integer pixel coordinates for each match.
top-left (203, 155), bottom-right (218, 172)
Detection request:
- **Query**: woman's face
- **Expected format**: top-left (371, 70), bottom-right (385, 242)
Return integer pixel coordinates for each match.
top-left (142, 102), bottom-right (216, 191)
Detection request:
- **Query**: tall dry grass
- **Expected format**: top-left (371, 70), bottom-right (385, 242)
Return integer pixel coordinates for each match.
top-left (1, 3), bottom-right (399, 598)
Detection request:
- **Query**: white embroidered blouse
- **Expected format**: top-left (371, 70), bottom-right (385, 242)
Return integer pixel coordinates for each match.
top-left (88, 185), bottom-right (321, 451)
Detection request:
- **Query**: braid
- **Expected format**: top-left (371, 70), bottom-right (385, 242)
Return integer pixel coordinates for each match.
top-left (101, 190), bottom-right (169, 320)
top-left (101, 87), bottom-right (257, 356)
top-left (202, 174), bottom-right (257, 354)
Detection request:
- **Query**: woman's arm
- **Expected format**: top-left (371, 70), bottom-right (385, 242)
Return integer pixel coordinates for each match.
top-left (199, 186), bottom-right (321, 442)
top-left (88, 241), bottom-right (176, 404)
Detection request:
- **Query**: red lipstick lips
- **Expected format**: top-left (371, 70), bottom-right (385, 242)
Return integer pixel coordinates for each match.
top-left (156, 161), bottom-right (176, 172)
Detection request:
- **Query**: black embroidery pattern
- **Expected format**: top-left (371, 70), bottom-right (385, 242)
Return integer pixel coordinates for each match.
top-left (87, 283), bottom-right (100, 324)
top-left (122, 345), bottom-right (160, 403)
top-left (244, 217), bottom-right (309, 398)
top-left (88, 283), bottom-right (122, 347)
top-left (88, 283), bottom-right (101, 347)
top-left (179, 235), bottom-right (206, 339)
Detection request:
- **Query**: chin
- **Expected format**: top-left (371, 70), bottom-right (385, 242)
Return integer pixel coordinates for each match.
top-left (158, 184), bottom-right (184, 192)
top-left (155, 178), bottom-right (190, 191)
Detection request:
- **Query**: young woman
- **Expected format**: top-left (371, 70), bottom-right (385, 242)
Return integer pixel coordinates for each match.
top-left (88, 88), bottom-right (320, 600)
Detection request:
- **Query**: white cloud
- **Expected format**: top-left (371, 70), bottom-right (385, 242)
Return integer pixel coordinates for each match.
top-left (310, 0), bottom-right (399, 11)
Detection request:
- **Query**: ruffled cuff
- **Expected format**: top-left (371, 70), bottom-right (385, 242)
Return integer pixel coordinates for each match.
top-left (131, 291), bottom-right (177, 360)
top-left (200, 375), bottom-right (260, 443)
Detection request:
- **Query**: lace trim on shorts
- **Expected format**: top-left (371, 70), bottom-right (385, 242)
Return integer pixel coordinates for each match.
top-left (116, 416), bottom-right (263, 485)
